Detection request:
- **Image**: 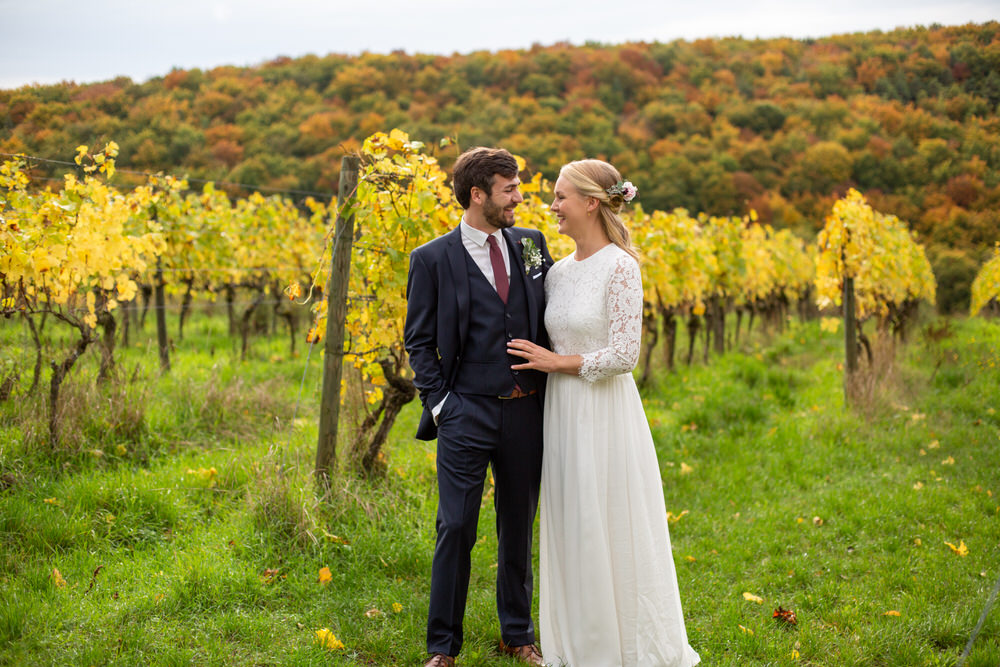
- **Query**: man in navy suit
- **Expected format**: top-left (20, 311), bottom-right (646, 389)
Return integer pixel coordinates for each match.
top-left (404, 147), bottom-right (553, 667)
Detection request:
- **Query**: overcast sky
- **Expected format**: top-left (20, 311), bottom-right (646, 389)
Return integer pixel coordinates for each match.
top-left (1, 0), bottom-right (997, 89)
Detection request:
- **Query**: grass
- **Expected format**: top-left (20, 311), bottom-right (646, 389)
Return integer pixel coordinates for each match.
top-left (0, 308), bottom-right (998, 666)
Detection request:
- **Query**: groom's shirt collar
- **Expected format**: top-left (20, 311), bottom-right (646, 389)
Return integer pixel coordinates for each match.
top-left (460, 216), bottom-right (510, 286)
top-left (460, 217), bottom-right (502, 247)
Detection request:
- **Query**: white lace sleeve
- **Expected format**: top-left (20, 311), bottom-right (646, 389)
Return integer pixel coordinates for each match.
top-left (579, 254), bottom-right (643, 383)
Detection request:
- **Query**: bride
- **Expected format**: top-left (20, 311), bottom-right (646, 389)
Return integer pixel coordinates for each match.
top-left (507, 159), bottom-right (700, 667)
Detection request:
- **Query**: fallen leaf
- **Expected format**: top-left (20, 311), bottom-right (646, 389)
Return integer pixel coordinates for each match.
top-left (85, 565), bottom-right (104, 593)
top-left (52, 568), bottom-right (67, 588)
top-left (365, 607), bottom-right (383, 618)
top-left (913, 481), bottom-right (924, 490)
top-left (773, 606), bottom-right (798, 625)
top-left (884, 610), bottom-right (901, 617)
top-left (685, 555), bottom-right (697, 562)
top-left (680, 462), bottom-right (694, 475)
top-left (945, 540), bottom-right (969, 557)
top-left (791, 648), bottom-right (801, 659)
top-left (927, 440), bottom-right (940, 449)
top-left (314, 628), bottom-right (344, 650)
top-left (743, 592), bottom-right (763, 604)
top-left (318, 566), bottom-right (332, 585)
top-left (942, 456), bottom-right (955, 465)
top-left (738, 624), bottom-right (754, 635)
top-left (666, 509), bottom-right (689, 525)
top-left (813, 516), bottom-right (824, 526)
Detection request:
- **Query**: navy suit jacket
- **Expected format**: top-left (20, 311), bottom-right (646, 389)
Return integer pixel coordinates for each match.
top-left (404, 225), bottom-right (553, 441)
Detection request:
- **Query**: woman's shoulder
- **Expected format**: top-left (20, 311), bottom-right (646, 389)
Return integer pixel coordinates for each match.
top-left (603, 244), bottom-right (638, 268)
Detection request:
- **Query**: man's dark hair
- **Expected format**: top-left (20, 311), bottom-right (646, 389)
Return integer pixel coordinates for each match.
top-left (452, 147), bottom-right (519, 209)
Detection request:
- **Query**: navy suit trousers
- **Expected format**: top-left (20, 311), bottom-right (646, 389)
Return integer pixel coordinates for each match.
top-left (426, 391), bottom-right (543, 656)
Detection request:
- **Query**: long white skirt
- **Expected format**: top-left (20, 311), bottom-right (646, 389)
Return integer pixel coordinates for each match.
top-left (539, 372), bottom-right (700, 667)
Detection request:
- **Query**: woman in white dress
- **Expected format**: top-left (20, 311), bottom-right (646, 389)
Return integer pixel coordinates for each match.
top-left (507, 160), bottom-right (700, 667)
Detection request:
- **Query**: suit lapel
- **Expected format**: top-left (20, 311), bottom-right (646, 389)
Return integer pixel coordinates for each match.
top-left (446, 226), bottom-right (470, 351)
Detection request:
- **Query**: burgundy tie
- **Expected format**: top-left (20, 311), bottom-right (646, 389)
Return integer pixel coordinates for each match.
top-left (486, 235), bottom-right (509, 304)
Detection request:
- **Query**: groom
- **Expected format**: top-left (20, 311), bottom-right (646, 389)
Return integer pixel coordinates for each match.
top-left (404, 147), bottom-right (552, 667)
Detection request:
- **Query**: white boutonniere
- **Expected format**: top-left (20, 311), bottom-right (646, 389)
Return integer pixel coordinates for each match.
top-left (520, 237), bottom-right (542, 273)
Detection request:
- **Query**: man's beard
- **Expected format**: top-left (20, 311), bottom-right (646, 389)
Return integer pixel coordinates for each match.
top-left (483, 197), bottom-right (515, 229)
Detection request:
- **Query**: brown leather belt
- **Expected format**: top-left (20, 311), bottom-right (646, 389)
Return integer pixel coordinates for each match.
top-left (498, 387), bottom-right (537, 400)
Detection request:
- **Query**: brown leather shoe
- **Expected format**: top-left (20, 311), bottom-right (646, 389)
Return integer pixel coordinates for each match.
top-left (499, 640), bottom-right (544, 665)
top-left (424, 653), bottom-right (455, 667)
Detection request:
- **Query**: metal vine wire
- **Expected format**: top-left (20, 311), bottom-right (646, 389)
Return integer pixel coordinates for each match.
top-left (956, 568), bottom-right (1000, 666)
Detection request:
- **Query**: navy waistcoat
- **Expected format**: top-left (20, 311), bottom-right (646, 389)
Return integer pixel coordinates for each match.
top-left (452, 247), bottom-right (540, 396)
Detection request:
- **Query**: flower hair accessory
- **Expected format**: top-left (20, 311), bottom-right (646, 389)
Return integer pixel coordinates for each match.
top-left (606, 180), bottom-right (638, 204)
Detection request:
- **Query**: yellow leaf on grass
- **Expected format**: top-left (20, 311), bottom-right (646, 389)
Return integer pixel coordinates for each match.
top-left (314, 627), bottom-right (344, 650)
top-left (679, 462), bottom-right (694, 475)
top-left (913, 481), bottom-right (924, 490)
top-left (318, 566), bottom-right (332, 585)
top-left (666, 510), bottom-right (689, 525)
top-left (685, 555), bottom-right (697, 562)
top-left (743, 592), bottom-right (763, 604)
top-left (791, 649), bottom-right (801, 659)
top-left (945, 540), bottom-right (969, 556)
top-left (884, 610), bottom-right (901, 616)
top-left (941, 456), bottom-right (955, 465)
top-left (365, 607), bottom-right (383, 618)
top-left (927, 439), bottom-right (940, 449)
top-left (52, 568), bottom-right (67, 588)
top-left (738, 624), bottom-right (754, 635)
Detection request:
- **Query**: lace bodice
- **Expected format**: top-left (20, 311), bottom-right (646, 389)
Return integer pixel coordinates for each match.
top-left (544, 244), bottom-right (643, 383)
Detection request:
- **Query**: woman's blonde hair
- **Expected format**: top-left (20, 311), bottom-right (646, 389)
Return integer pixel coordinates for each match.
top-left (558, 159), bottom-right (639, 261)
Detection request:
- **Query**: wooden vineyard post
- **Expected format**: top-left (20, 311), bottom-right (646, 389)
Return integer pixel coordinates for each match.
top-left (315, 156), bottom-right (360, 491)
top-left (843, 275), bottom-right (857, 402)
top-left (155, 256), bottom-right (170, 372)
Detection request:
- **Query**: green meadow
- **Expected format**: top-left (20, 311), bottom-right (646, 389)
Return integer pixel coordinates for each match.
top-left (1, 310), bottom-right (998, 666)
